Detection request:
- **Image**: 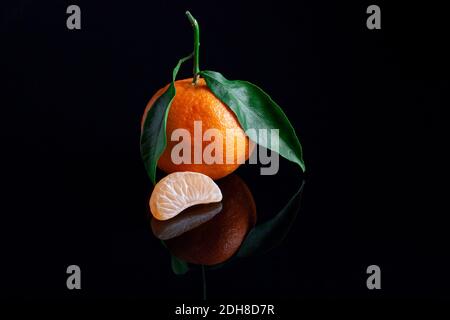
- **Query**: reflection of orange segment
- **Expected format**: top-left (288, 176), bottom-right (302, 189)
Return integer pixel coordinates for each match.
top-left (141, 78), bottom-right (255, 180)
top-left (149, 172), bottom-right (222, 221)
top-left (166, 174), bottom-right (256, 265)
top-left (151, 202), bottom-right (223, 240)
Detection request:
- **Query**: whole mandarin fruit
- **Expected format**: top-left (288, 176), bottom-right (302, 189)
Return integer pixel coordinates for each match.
top-left (142, 78), bottom-right (254, 180)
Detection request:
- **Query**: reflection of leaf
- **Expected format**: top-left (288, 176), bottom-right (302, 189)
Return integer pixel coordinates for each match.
top-left (171, 254), bottom-right (189, 275)
top-left (140, 54), bottom-right (192, 184)
top-left (200, 70), bottom-right (305, 172)
top-left (237, 180), bottom-right (305, 258)
top-left (162, 240), bottom-right (189, 275)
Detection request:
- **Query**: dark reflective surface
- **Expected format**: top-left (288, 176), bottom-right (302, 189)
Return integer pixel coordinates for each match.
top-left (151, 202), bottom-right (223, 240)
top-left (3, 1), bottom-right (446, 300)
top-left (165, 174), bottom-right (256, 265)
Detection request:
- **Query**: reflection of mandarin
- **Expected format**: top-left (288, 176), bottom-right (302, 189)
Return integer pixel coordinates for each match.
top-left (166, 174), bottom-right (256, 265)
top-left (141, 78), bottom-right (255, 180)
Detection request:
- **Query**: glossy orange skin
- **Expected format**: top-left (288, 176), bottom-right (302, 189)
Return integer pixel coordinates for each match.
top-left (142, 78), bottom-right (254, 180)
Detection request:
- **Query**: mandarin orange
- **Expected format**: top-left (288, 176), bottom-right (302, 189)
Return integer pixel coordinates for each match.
top-left (142, 78), bottom-right (254, 180)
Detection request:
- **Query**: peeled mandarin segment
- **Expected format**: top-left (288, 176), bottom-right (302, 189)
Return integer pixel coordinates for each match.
top-left (149, 171), bottom-right (222, 221)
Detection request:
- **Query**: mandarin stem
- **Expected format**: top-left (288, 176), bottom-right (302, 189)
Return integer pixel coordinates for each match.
top-left (201, 265), bottom-right (207, 300)
top-left (186, 11), bottom-right (200, 85)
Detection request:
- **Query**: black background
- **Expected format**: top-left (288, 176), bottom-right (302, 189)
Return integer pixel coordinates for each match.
top-left (1, 0), bottom-right (448, 304)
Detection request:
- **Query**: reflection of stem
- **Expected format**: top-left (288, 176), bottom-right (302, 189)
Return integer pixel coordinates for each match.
top-left (201, 265), bottom-right (207, 300)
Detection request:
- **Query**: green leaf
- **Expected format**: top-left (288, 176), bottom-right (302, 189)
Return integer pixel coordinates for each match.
top-left (171, 254), bottom-right (189, 275)
top-left (140, 54), bottom-right (193, 184)
top-left (237, 180), bottom-right (305, 257)
top-left (200, 70), bottom-right (305, 172)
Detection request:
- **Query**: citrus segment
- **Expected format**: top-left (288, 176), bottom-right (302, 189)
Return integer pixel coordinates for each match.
top-left (149, 172), bottom-right (222, 221)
